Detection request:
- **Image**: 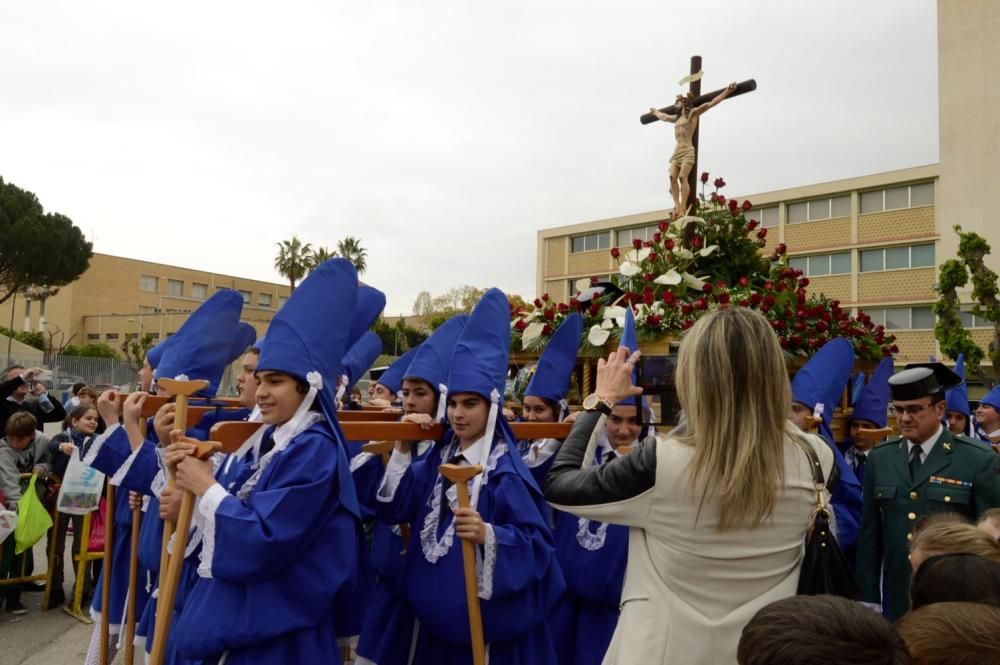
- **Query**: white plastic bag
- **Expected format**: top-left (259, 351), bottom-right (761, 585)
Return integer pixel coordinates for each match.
top-left (56, 449), bottom-right (105, 515)
top-left (0, 509), bottom-right (17, 544)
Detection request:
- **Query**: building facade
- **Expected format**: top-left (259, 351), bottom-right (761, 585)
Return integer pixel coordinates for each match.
top-left (0, 253), bottom-right (290, 354)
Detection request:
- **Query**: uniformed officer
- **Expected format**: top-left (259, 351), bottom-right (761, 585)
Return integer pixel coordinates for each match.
top-left (857, 363), bottom-right (1000, 619)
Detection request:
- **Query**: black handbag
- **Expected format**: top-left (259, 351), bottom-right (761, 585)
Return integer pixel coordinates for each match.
top-left (794, 437), bottom-right (860, 598)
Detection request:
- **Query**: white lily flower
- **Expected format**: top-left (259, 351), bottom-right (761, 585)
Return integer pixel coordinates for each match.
top-left (625, 246), bottom-right (652, 264)
top-left (654, 270), bottom-right (683, 286)
top-left (699, 245), bottom-right (719, 257)
top-left (619, 261), bottom-right (642, 277)
top-left (588, 325), bottom-right (611, 346)
top-left (522, 322), bottom-right (546, 349)
top-left (682, 273), bottom-right (708, 291)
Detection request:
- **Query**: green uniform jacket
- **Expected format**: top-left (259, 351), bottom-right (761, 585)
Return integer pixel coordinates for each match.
top-left (856, 427), bottom-right (1000, 619)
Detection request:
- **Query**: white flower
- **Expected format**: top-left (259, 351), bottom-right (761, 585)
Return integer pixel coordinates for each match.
top-left (574, 277), bottom-right (593, 294)
top-left (682, 273), bottom-right (708, 291)
top-left (619, 261), bottom-right (642, 277)
top-left (654, 270), bottom-right (683, 286)
top-left (625, 246), bottom-right (652, 264)
top-left (600, 319), bottom-right (614, 330)
top-left (588, 325), bottom-right (611, 346)
top-left (602, 306), bottom-right (627, 327)
top-left (522, 322), bottom-right (546, 349)
top-left (673, 247), bottom-right (695, 260)
top-left (699, 244), bottom-right (719, 257)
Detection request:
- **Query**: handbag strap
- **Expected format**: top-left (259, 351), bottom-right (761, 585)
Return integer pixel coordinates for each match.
top-left (792, 436), bottom-right (827, 511)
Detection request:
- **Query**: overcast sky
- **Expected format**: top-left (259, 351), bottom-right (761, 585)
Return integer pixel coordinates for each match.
top-left (1, 0), bottom-right (939, 315)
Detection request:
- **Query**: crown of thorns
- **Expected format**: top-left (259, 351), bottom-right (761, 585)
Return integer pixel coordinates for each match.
top-left (675, 92), bottom-right (695, 103)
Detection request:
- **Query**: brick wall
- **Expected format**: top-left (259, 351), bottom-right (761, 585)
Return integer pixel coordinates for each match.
top-left (890, 331), bottom-right (939, 363)
top-left (784, 217), bottom-right (852, 252)
top-left (857, 268), bottom-right (936, 303)
top-left (858, 207), bottom-right (935, 244)
top-left (567, 249), bottom-right (613, 276)
top-left (806, 274), bottom-right (852, 302)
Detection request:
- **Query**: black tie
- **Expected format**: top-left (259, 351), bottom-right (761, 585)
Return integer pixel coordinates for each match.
top-left (909, 445), bottom-right (923, 481)
top-left (854, 452), bottom-right (867, 476)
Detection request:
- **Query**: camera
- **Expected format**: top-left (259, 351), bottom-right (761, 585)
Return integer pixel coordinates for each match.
top-left (635, 354), bottom-right (681, 427)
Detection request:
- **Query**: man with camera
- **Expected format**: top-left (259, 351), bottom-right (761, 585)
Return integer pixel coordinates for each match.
top-left (1, 365), bottom-right (67, 435)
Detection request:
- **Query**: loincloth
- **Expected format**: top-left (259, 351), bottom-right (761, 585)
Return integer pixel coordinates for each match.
top-left (670, 144), bottom-right (696, 169)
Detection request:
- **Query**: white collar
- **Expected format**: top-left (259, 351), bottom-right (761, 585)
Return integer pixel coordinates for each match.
top-left (456, 435), bottom-right (487, 466)
top-left (989, 428), bottom-right (1000, 438)
top-left (907, 424), bottom-right (944, 457)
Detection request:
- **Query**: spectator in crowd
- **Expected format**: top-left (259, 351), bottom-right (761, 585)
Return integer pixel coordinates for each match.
top-left (737, 595), bottom-right (910, 665)
top-left (909, 553), bottom-right (1000, 610)
top-left (546, 308), bottom-right (836, 664)
top-left (1, 365), bottom-right (66, 434)
top-left (75, 386), bottom-right (98, 408)
top-left (46, 404), bottom-right (101, 607)
top-left (64, 382), bottom-right (87, 410)
top-left (977, 507), bottom-right (1000, 541)
top-left (895, 602), bottom-right (1000, 664)
top-left (0, 411), bottom-right (52, 615)
top-left (908, 519), bottom-right (1000, 571)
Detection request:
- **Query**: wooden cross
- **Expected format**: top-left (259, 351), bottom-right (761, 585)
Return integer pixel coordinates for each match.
top-left (640, 55), bottom-right (756, 215)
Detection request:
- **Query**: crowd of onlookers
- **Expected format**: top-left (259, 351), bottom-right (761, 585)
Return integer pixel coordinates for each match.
top-left (1, 369), bottom-right (102, 615)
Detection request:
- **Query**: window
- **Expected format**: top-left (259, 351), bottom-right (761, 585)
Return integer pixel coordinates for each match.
top-left (617, 225), bottom-right (659, 247)
top-left (139, 306), bottom-right (160, 314)
top-left (125, 332), bottom-right (138, 341)
top-left (86, 333), bottom-right (100, 341)
top-left (787, 252), bottom-right (852, 277)
top-left (959, 306), bottom-right (993, 328)
top-left (259, 293), bottom-right (272, 307)
top-left (148, 332), bottom-right (160, 341)
top-left (192, 283), bottom-right (208, 299)
top-left (860, 244), bottom-right (935, 272)
top-left (278, 296), bottom-right (289, 308)
top-left (864, 306), bottom-right (935, 330)
top-left (105, 333), bottom-right (119, 341)
top-left (139, 275), bottom-right (158, 292)
top-left (166, 279), bottom-right (183, 296)
top-left (571, 232), bottom-right (611, 253)
top-left (860, 182), bottom-right (935, 213)
top-left (747, 206), bottom-right (779, 228)
top-left (238, 290), bottom-right (252, 304)
top-left (788, 195), bottom-right (850, 223)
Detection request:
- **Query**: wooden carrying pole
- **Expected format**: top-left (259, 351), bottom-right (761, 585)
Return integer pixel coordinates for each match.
top-left (439, 463), bottom-right (486, 665)
top-left (855, 427), bottom-right (895, 445)
top-left (99, 485), bottom-right (116, 665)
top-left (148, 436), bottom-right (222, 665)
top-left (155, 378), bottom-right (209, 594)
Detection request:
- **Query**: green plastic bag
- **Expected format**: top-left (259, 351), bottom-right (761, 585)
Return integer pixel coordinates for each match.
top-left (15, 475), bottom-right (53, 554)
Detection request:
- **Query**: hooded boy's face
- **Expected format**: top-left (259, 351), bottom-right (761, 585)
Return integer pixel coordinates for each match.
top-left (789, 403), bottom-right (813, 431)
top-left (6, 434), bottom-right (34, 450)
top-left (607, 405), bottom-right (640, 449)
top-left (255, 371), bottom-right (306, 425)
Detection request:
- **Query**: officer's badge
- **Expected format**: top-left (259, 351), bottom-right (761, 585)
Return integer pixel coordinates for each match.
top-left (943, 442), bottom-right (952, 451)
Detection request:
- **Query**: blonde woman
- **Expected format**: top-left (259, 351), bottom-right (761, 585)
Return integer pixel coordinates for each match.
top-left (545, 307), bottom-right (835, 665)
top-left (908, 519), bottom-right (1000, 571)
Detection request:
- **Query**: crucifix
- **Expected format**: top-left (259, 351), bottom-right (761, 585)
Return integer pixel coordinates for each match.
top-left (641, 55), bottom-right (757, 216)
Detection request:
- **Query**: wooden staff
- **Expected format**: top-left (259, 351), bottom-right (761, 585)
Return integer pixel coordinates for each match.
top-left (439, 463), bottom-right (486, 665)
top-left (855, 427), bottom-right (895, 445)
top-left (156, 378), bottom-right (209, 594)
top-left (98, 485), bottom-right (116, 665)
top-left (148, 434), bottom-right (222, 665)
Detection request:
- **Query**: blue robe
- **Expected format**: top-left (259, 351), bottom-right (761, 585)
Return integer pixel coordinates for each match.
top-left (377, 435), bottom-right (564, 665)
top-left (86, 426), bottom-right (150, 635)
top-left (174, 420), bottom-right (360, 665)
top-left (817, 425), bottom-right (862, 555)
top-left (548, 450), bottom-right (627, 665)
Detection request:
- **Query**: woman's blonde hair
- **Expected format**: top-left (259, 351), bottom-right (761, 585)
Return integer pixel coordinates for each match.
top-left (675, 307), bottom-right (796, 530)
top-left (896, 602), bottom-right (1000, 665)
top-left (911, 519), bottom-right (1000, 563)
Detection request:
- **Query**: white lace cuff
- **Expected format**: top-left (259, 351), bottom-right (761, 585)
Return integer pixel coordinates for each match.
top-left (196, 483), bottom-right (228, 579)
top-left (109, 442), bottom-right (142, 487)
top-left (82, 423), bottom-right (121, 466)
top-left (376, 449), bottom-right (412, 503)
top-left (477, 523), bottom-right (497, 600)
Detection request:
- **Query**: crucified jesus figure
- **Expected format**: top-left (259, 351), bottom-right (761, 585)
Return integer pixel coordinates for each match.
top-left (650, 82), bottom-right (737, 214)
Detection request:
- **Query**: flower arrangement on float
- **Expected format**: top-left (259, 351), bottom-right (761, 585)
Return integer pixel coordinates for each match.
top-left (510, 174), bottom-right (898, 362)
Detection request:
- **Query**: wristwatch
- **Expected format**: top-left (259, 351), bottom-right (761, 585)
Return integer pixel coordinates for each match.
top-left (582, 393), bottom-right (615, 415)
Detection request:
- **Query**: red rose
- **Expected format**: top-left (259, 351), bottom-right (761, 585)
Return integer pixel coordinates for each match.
top-left (890, 344), bottom-right (899, 353)
top-left (816, 320), bottom-right (828, 333)
top-left (653, 232), bottom-right (662, 243)
top-left (681, 319), bottom-right (694, 330)
top-left (558, 303), bottom-right (569, 314)
top-left (700, 172), bottom-right (710, 184)
top-left (610, 247), bottom-right (621, 258)
top-left (692, 236), bottom-right (703, 248)
top-left (779, 338), bottom-right (789, 349)
top-left (662, 291), bottom-right (676, 305)
top-left (718, 293), bottom-right (731, 305)
top-left (681, 304), bottom-right (694, 315)
top-left (797, 291), bottom-right (806, 305)
top-left (589, 276), bottom-right (598, 285)
top-left (589, 302), bottom-right (601, 316)
top-left (739, 299), bottom-right (750, 307)
top-left (643, 240), bottom-right (654, 248)
top-left (776, 243), bottom-right (787, 255)
top-left (533, 298), bottom-right (543, 308)
top-left (648, 252), bottom-right (658, 262)
top-left (763, 294), bottom-right (776, 308)
top-left (643, 287), bottom-right (654, 306)
top-left (771, 319), bottom-right (786, 331)
top-left (632, 238), bottom-right (643, 250)
top-left (757, 228), bottom-right (768, 239)
top-left (658, 221), bottom-right (668, 232)
top-left (728, 198), bottom-right (739, 212)
top-left (514, 319), bottom-right (528, 331)
top-left (702, 283), bottom-right (714, 293)
top-left (710, 192), bottom-right (720, 204)
top-left (750, 292), bottom-right (763, 305)
top-left (764, 280), bottom-right (774, 290)
top-left (648, 314), bottom-right (662, 327)
top-left (742, 200), bottom-right (752, 211)
top-left (664, 238), bottom-right (675, 250)
top-left (794, 321), bottom-right (805, 332)
top-left (714, 177), bottom-right (726, 189)
top-left (643, 273), bottom-right (654, 282)
top-left (542, 293), bottom-right (549, 301)
top-left (569, 297), bottom-right (580, 308)
top-left (718, 195), bottom-right (727, 205)
top-left (542, 324), bottom-right (552, 336)
top-left (789, 334), bottom-right (802, 348)
top-left (543, 309), bottom-right (555, 320)
top-left (798, 278), bottom-right (810, 288)
top-left (746, 219), bottom-right (760, 231)
top-left (738, 276), bottom-right (750, 287)
top-left (695, 297), bottom-right (708, 310)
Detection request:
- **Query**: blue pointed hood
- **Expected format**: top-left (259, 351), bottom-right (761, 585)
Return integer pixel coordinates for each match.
top-left (405, 315), bottom-right (469, 392)
top-left (341, 331), bottom-right (383, 392)
top-left (791, 338), bottom-right (854, 434)
top-left (229, 323), bottom-right (258, 363)
top-left (255, 258), bottom-right (360, 518)
top-left (155, 290), bottom-right (246, 397)
top-left (850, 373), bottom-right (865, 406)
top-left (376, 345), bottom-right (421, 396)
top-left (850, 358), bottom-right (893, 427)
top-left (524, 313), bottom-right (582, 409)
top-left (946, 354), bottom-right (971, 416)
top-left (447, 289), bottom-right (510, 402)
top-left (616, 308), bottom-right (644, 408)
top-left (146, 338), bottom-right (173, 372)
top-left (346, 285), bottom-right (386, 351)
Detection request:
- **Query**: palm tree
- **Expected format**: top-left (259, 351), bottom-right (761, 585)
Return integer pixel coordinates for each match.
top-left (274, 235), bottom-right (312, 293)
top-left (308, 246), bottom-right (336, 272)
top-left (336, 236), bottom-right (368, 275)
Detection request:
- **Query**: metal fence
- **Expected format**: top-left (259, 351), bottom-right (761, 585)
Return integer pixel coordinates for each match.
top-left (2, 353), bottom-right (241, 402)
